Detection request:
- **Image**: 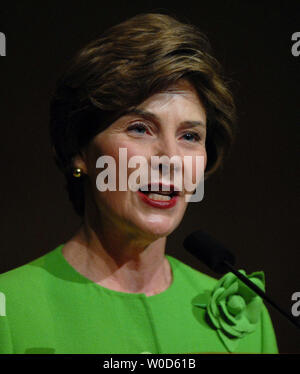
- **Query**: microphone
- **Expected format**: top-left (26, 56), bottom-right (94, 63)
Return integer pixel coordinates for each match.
top-left (183, 230), bottom-right (300, 330)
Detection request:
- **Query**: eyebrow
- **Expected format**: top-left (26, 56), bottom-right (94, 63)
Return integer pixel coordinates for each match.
top-left (124, 108), bottom-right (206, 128)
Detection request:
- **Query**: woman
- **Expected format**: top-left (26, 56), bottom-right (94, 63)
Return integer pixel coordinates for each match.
top-left (0, 13), bottom-right (278, 354)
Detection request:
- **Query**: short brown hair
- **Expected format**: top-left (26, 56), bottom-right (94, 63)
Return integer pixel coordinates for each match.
top-left (49, 12), bottom-right (236, 217)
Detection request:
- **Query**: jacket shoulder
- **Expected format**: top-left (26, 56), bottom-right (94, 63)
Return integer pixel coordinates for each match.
top-left (0, 249), bottom-right (56, 292)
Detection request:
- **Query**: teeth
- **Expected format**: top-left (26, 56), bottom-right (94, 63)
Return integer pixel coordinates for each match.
top-left (148, 193), bottom-right (171, 201)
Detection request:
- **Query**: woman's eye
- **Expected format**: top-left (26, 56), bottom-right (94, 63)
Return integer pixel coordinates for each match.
top-left (127, 123), bottom-right (149, 135)
top-left (182, 132), bottom-right (201, 142)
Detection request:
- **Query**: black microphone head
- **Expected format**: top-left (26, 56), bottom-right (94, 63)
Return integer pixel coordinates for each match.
top-left (183, 230), bottom-right (235, 274)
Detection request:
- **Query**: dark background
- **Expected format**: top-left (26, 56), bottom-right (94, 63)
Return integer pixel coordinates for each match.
top-left (0, 0), bottom-right (299, 353)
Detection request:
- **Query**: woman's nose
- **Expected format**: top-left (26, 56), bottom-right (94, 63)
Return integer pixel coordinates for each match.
top-left (151, 136), bottom-right (182, 176)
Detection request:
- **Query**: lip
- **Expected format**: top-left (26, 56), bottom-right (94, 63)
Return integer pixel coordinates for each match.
top-left (137, 189), bottom-right (179, 209)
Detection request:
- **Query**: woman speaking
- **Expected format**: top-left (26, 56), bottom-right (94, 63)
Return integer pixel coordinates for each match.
top-left (0, 13), bottom-right (278, 354)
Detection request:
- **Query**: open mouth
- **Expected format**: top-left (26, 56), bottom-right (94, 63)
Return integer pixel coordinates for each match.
top-left (138, 183), bottom-right (179, 201)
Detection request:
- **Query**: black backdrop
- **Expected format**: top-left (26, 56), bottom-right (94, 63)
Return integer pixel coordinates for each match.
top-left (0, 0), bottom-right (299, 353)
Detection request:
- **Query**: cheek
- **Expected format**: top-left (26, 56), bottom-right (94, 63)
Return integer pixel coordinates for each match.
top-left (97, 140), bottom-right (149, 193)
top-left (88, 139), bottom-right (126, 178)
top-left (184, 148), bottom-right (207, 186)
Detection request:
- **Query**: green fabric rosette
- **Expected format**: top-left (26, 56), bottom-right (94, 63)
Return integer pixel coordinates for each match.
top-left (193, 270), bottom-right (265, 352)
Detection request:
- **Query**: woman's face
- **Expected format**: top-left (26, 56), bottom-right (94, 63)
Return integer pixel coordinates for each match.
top-left (78, 79), bottom-right (207, 240)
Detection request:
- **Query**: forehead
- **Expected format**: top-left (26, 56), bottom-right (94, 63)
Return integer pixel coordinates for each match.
top-left (137, 79), bottom-right (206, 120)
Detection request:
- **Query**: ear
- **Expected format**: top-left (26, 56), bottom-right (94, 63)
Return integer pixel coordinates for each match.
top-left (72, 151), bottom-right (88, 175)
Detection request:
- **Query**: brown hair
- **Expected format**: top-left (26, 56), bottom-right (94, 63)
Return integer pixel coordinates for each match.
top-left (49, 12), bottom-right (237, 217)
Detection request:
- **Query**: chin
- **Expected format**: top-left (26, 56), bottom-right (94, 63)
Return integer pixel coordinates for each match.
top-left (137, 216), bottom-right (181, 238)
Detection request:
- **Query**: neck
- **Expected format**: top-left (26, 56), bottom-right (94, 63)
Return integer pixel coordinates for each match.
top-left (62, 218), bottom-right (172, 297)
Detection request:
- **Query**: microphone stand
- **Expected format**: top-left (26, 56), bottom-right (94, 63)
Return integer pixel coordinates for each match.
top-left (223, 260), bottom-right (300, 330)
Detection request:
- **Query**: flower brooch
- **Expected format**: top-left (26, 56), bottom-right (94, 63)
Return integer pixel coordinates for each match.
top-left (193, 270), bottom-right (265, 352)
